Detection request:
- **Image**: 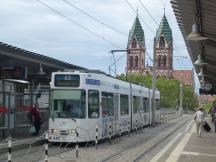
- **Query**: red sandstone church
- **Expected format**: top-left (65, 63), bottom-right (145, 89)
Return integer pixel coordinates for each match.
top-left (126, 13), bottom-right (194, 88)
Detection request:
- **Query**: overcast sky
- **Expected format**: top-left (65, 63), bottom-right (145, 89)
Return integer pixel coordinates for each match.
top-left (0, 0), bottom-right (199, 91)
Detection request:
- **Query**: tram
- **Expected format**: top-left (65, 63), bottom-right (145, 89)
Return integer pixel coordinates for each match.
top-left (48, 70), bottom-right (160, 142)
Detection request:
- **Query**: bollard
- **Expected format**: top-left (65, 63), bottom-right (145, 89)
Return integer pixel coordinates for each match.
top-left (45, 133), bottom-right (48, 162)
top-left (95, 124), bottom-right (98, 149)
top-left (119, 122), bottom-right (121, 140)
top-left (136, 119), bottom-right (138, 134)
top-left (75, 129), bottom-right (79, 158)
top-left (8, 137), bottom-right (12, 162)
top-left (128, 121), bottom-right (130, 136)
top-left (109, 122), bottom-right (112, 144)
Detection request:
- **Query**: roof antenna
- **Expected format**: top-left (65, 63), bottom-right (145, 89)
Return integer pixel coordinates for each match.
top-left (163, 4), bottom-right (166, 16)
top-left (136, 8), bottom-right (139, 16)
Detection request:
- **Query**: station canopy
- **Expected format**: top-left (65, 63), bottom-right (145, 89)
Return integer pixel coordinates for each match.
top-left (0, 42), bottom-right (86, 83)
top-left (171, 0), bottom-right (216, 94)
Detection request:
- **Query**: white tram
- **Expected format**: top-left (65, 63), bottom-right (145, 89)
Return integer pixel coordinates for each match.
top-left (48, 70), bottom-right (160, 142)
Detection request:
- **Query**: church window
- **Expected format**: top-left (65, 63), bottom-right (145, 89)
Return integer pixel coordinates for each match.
top-left (158, 55), bottom-right (161, 67)
top-left (159, 37), bottom-right (165, 47)
top-left (163, 55), bottom-right (166, 67)
top-left (135, 56), bottom-right (138, 67)
top-left (132, 38), bottom-right (137, 48)
top-left (130, 56), bottom-right (133, 68)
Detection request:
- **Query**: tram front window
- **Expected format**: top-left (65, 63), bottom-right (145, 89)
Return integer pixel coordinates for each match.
top-left (52, 90), bottom-right (86, 118)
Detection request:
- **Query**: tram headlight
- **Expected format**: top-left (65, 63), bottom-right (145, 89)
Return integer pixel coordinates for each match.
top-left (71, 129), bottom-right (76, 133)
top-left (51, 129), bottom-right (58, 133)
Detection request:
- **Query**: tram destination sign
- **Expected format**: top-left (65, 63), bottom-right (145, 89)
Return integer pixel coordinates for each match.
top-left (54, 74), bottom-right (80, 87)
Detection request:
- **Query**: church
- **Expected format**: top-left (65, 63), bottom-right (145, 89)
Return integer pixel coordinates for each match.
top-left (126, 12), bottom-right (194, 88)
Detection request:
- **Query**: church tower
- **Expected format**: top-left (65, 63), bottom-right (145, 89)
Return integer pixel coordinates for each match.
top-left (155, 12), bottom-right (173, 78)
top-left (126, 15), bottom-right (146, 74)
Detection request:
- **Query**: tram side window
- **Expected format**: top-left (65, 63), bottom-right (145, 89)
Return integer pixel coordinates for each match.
top-left (143, 98), bottom-right (150, 112)
top-left (102, 92), bottom-right (114, 117)
top-left (156, 99), bottom-right (160, 110)
top-left (120, 94), bottom-right (129, 115)
top-left (88, 90), bottom-right (99, 118)
top-left (133, 96), bottom-right (140, 114)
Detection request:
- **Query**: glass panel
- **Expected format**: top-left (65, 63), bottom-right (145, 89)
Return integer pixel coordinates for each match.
top-left (53, 90), bottom-right (81, 100)
top-left (143, 98), bottom-right (150, 112)
top-left (52, 90), bottom-right (86, 118)
top-left (133, 96), bottom-right (140, 114)
top-left (102, 92), bottom-right (114, 117)
top-left (156, 99), bottom-right (160, 110)
top-left (120, 94), bottom-right (129, 115)
top-left (88, 90), bottom-right (99, 118)
top-left (0, 93), bottom-right (4, 127)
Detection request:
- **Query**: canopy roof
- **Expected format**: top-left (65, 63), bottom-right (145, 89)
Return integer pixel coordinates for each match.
top-left (171, 0), bottom-right (216, 93)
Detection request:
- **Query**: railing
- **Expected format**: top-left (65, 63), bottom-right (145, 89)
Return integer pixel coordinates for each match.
top-left (159, 108), bottom-right (179, 123)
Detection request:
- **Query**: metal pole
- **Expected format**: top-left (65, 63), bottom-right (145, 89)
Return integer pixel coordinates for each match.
top-left (110, 51), bottom-right (117, 76)
top-left (8, 137), bottom-right (12, 162)
top-left (95, 124), bottom-right (98, 149)
top-left (75, 128), bottom-right (79, 158)
top-left (7, 93), bottom-right (11, 137)
top-left (179, 72), bottom-right (183, 116)
top-left (2, 81), bottom-right (6, 137)
top-left (30, 80), bottom-right (34, 107)
top-left (151, 38), bottom-right (156, 126)
top-left (109, 122), bottom-right (112, 144)
top-left (7, 83), bottom-right (11, 162)
top-left (45, 133), bottom-right (48, 162)
top-left (119, 122), bottom-right (121, 140)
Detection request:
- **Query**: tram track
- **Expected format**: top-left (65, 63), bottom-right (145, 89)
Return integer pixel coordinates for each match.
top-left (0, 116), bottom-right (191, 162)
top-left (100, 115), bottom-right (192, 162)
top-left (0, 142), bottom-right (74, 162)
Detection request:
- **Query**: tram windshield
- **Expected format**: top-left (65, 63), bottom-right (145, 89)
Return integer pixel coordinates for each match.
top-left (52, 89), bottom-right (86, 118)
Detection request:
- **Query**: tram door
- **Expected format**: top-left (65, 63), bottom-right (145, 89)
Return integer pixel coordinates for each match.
top-left (113, 93), bottom-right (119, 133)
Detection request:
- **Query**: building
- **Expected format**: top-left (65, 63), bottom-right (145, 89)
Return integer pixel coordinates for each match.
top-left (198, 95), bottom-right (215, 106)
top-left (126, 15), bottom-right (146, 74)
top-left (0, 41), bottom-right (86, 137)
top-left (172, 70), bottom-right (195, 88)
top-left (126, 13), bottom-right (194, 87)
top-left (154, 13), bottom-right (173, 78)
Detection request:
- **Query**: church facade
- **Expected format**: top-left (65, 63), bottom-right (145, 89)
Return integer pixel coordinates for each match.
top-left (126, 13), bottom-right (194, 88)
top-left (126, 16), bottom-right (146, 74)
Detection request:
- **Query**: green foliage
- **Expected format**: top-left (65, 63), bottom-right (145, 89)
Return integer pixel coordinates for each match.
top-left (116, 73), bottom-right (198, 110)
top-left (183, 86), bottom-right (198, 110)
top-left (203, 102), bottom-right (212, 113)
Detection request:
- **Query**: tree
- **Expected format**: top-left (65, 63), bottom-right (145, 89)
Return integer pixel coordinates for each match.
top-left (116, 73), bottom-right (198, 110)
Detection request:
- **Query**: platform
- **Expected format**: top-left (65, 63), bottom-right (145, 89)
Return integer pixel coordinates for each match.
top-left (166, 117), bottom-right (216, 162)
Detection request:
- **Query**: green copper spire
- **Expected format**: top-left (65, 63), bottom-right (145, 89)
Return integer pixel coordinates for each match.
top-left (156, 14), bottom-right (172, 43)
top-left (128, 15), bottom-right (145, 44)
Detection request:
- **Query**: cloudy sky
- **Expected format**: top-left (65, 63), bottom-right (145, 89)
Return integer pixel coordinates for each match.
top-left (0, 0), bottom-right (199, 90)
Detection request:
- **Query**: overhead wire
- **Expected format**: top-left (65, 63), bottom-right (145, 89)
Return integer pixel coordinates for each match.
top-left (36, 0), bottom-right (123, 50)
top-left (62, 0), bottom-right (128, 37)
top-left (124, 0), bottom-right (154, 34)
top-left (137, 0), bottom-right (159, 26)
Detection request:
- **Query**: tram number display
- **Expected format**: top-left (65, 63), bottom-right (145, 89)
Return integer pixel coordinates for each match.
top-left (54, 74), bottom-right (80, 87)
